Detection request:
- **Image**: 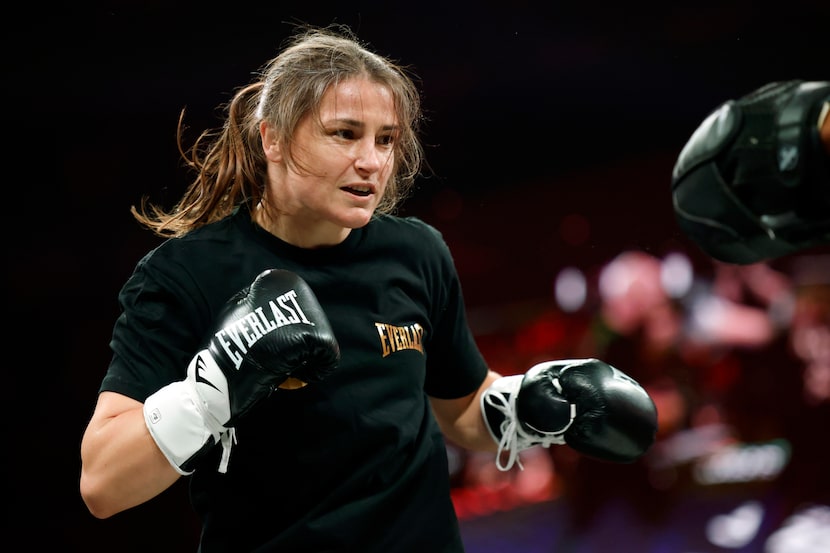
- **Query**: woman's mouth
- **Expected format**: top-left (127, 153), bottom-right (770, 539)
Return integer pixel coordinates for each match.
top-left (342, 185), bottom-right (372, 197)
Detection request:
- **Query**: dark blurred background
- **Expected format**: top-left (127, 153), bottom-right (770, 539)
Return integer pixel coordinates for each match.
top-left (9, 2), bottom-right (829, 551)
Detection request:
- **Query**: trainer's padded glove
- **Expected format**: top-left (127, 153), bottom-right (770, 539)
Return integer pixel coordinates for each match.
top-left (672, 80), bottom-right (830, 264)
top-left (481, 359), bottom-right (658, 471)
top-left (143, 269), bottom-right (340, 475)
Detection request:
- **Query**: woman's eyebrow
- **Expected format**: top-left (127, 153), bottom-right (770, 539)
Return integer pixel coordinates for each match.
top-left (325, 118), bottom-right (399, 132)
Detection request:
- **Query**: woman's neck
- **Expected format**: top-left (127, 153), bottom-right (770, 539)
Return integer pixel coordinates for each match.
top-left (253, 201), bottom-right (350, 249)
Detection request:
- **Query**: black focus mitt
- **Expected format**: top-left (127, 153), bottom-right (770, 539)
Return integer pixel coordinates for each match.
top-left (671, 80), bottom-right (830, 264)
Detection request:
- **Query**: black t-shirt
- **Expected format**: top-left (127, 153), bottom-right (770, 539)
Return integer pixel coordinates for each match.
top-left (101, 204), bottom-right (489, 552)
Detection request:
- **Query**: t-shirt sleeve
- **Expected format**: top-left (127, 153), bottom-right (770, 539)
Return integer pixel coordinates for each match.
top-left (419, 222), bottom-right (489, 399)
top-left (100, 248), bottom-right (208, 402)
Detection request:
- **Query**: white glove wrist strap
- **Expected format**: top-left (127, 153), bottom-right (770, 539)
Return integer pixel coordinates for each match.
top-left (481, 375), bottom-right (575, 472)
top-left (143, 380), bottom-right (231, 475)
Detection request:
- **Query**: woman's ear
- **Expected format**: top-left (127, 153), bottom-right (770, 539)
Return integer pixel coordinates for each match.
top-left (260, 121), bottom-right (282, 162)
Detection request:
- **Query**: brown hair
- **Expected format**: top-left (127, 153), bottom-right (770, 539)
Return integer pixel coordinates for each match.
top-left (132, 24), bottom-right (425, 237)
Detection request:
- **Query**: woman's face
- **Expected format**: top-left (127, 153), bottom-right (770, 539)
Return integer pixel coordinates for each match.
top-left (261, 77), bottom-right (398, 246)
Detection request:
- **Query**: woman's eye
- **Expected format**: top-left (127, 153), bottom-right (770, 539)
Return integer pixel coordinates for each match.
top-left (334, 129), bottom-right (355, 139)
top-left (378, 134), bottom-right (395, 146)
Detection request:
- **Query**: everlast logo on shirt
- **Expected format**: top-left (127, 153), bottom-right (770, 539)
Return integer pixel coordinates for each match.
top-left (375, 322), bottom-right (425, 357)
top-left (214, 289), bottom-right (313, 368)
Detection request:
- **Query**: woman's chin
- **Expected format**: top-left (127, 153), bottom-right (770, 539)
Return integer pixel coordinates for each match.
top-left (337, 209), bottom-right (376, 229)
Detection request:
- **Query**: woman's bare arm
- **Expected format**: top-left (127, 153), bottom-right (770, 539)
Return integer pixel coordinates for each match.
top-left (429, 370), bottom-right (502, 453)
top-left (80, 391), bottom-right (181, 519)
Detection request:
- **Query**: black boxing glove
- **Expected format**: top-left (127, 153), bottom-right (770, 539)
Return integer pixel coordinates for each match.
top-left (144, 269), bottom-right (340, 474)
top-left (671, 80), bottom-right (830, 264)
top-left (481, 358), bottom-right (657, 471)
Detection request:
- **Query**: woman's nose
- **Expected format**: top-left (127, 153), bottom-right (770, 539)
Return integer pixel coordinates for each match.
top-left (354, 140), bottom-right (382, 173)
